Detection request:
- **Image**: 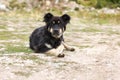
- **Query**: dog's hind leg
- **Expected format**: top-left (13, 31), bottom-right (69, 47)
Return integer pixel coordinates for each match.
top-left (45, 49), bottom-right (58, 56)
top-left (45, 44), bottom-right (65, 57)
top-left (62, 42), bottom-right (75, 51)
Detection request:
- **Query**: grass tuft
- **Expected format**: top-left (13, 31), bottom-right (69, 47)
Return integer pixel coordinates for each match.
top-left (81, 27), bottom-right (102, 32)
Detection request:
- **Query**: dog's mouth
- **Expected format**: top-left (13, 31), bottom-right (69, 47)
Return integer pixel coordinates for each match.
top-left (48, 27), bottom-right (63, 38)
top-left (52, 33), bottom-right (62, 38)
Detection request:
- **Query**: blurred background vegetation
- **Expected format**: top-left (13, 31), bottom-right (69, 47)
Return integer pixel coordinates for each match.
top-left (0, 0), bottom-right (120, 24)
top-left (74, 0), bottom-right (120, 8)
top-left (0, 0), bottom-right (120, 11)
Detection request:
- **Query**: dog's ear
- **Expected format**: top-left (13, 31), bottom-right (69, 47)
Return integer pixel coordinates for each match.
top-left (61, 14), bottom-right (70, 24)
top-left (44, 13), bottom-right (53, 23)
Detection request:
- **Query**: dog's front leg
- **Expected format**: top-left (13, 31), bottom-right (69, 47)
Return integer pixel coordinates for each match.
top-left (62, 42), bottom-right (75, 51)
top-left (45, 44), bottom-right (65, 57)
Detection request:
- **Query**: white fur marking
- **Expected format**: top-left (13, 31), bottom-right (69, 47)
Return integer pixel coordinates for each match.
top-left (53, 21), bottom-right (55, 24)
top-left (59, 29), bottom-right (62, 33)
top-left (50, 28), bottom-right (53, 33)
top-left (45, 43), bottom-right (52, 48)
top-left (58, 20), bottom-right (60, 23)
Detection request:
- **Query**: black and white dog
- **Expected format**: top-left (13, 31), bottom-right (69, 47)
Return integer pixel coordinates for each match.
top-left (29, 13), bottom-right (75, 57)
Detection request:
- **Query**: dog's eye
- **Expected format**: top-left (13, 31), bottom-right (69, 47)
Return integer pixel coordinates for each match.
top-left (52, 21), bottom-right (55, 24)
top-left (58, 20), bottom-right (60, 24)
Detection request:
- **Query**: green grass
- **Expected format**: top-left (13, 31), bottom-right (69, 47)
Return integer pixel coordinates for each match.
top-left (20, 55), bottom-right (45, 64)
top-left (0, 31), bottom-right (15, 40)
top-left (80, 27), bottom-right (102, 32)
top-left (13, 71), bottom-right (31, 77)
top-left (98, 41), bottom-right (107, 44)
top-left (69, 10), bottom-right (120, 25)
top-left (118, 42), bottom-right (120, 46)
top-left (5, 44), bottom-right (32, 53)
top-left (78, 45), bottom-right (91, 49)
top-left (0, 25), bottom-right (7, 29)
top-left (21, 55), bottom-right (39, 60)
top-left (97, 19), bottom-right (108, 25)
top-left (107, 29), bottom-right (120, 35)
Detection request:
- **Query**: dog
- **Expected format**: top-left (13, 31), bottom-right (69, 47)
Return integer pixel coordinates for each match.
top-left (29, 13), bottom-right (75, 57)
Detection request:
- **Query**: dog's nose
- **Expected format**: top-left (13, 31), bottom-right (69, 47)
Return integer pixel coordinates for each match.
top-left (53, 30), bottom-right (59, 35)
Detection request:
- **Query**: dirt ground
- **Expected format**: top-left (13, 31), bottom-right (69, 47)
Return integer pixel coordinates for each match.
top-left (0, 16), bottom-right (120, 80)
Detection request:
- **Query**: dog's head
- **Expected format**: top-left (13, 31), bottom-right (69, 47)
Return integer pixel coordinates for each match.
top-left (44, 13), bottom-right (70, 38)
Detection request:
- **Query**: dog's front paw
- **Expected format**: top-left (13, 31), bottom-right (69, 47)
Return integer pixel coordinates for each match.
top-left (57, 54), bottom-right (65, 58)
top-left (70, 47), bottom-right (75, 51)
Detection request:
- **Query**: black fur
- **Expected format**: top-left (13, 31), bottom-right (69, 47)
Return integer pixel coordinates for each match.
top-left (29, 13), bottom-right (70, 53)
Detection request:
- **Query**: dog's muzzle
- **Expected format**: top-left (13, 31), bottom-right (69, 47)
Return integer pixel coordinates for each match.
top-left (52, 29), bottom-right (62, 38)
top-left (53, 30), bottom-right (59, 35)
